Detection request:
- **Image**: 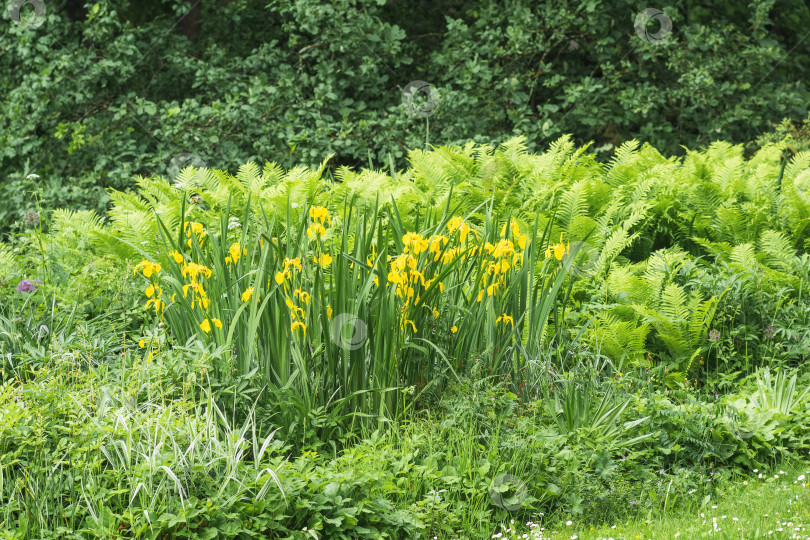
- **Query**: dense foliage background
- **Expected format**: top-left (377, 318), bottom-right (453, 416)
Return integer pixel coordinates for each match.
top-left (3, 1), bottom-right (810, 538)
top-left (2, 0), bottom-right (810, 234)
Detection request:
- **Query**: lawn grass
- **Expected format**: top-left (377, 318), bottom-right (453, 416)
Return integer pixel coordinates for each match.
top-left (495, 463), bottom-right (810, 539)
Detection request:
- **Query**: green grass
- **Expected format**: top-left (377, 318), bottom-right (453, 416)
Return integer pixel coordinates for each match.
top-left (495, 463), bottom-right (810, 539)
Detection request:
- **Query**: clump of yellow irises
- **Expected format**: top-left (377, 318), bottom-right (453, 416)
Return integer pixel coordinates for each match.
top-left (134, 260), bottom-right (165, 314)
top-left (135, 242), bottom-right (214, 324)
top-left (474, 220), bottom-right (526, 303)
top-left (382, 217), bottom-right (529, 334)
top-left (289, 289), bottom-right (309, 335)
top-left (307, 206), bottom-right (330, 239)
top-left (136, 209), bottom-right (569, 348)
top-left (181, 261), bottom-right (212, 309)
top-left (184, 221), bottom-right (206, 249)
top-left (274, 257), bottom-right (302, 284)
top-left (225, 242), bottom-right (246, 265)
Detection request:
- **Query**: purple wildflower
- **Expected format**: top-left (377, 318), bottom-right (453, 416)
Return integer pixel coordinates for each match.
top-left (709, 329), bottom-right (720, 341)
top-left (16, 279), bottom-right (42, 293)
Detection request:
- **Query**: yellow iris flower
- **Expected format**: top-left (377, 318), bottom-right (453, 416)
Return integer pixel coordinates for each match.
top-left (291, 321), bottom-right (307, 334)
top-left (134, 259), bottom-right (161, 277)
top-left (226, 243), bottom-right (245, 264)
top-left (315, 253), bottom-right (333, 267)
top-left (496, 314), bottom-right (514, 326)
top-left (309, 206), bottom-right (331, 225)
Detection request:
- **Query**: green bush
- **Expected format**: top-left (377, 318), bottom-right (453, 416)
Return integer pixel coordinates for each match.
top-left (2, 0), bottom-right (809, 233)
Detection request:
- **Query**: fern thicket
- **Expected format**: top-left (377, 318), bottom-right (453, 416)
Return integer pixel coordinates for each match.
top-left (56, 136), bottom-right (810, 371)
